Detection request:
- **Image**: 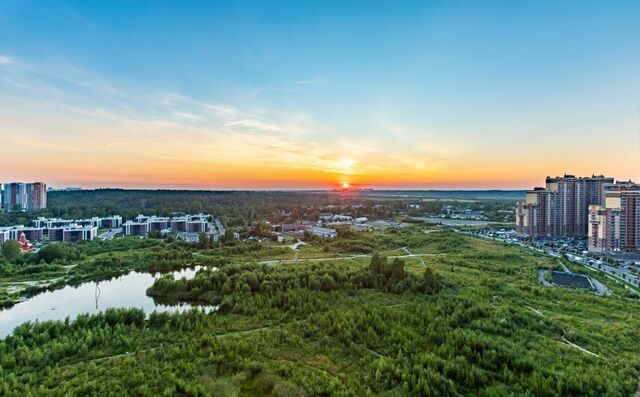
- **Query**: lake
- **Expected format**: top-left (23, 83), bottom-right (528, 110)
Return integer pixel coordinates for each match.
top-left (0, 267), bottom-right (211, 338)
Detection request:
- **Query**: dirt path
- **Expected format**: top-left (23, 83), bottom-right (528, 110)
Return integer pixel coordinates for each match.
top-left (524, 305), bottom-right (544, 317)
top-left (561, 336), bottom-right (602, 359)
top-left (257, 252), bottom-right (445, 266)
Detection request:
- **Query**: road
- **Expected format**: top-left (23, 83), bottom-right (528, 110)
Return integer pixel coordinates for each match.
top-left (214, 218), bottom-right (225, 236)
top-left (98, 228), bottom-right (122, 240)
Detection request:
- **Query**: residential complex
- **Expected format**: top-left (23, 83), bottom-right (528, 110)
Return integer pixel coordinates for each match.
top-left (48, 225), bottom-right (98, 242)
top-left (1, 182), bottom-right (47, 212)
top-left (124, 214), bottom-right (219, 241)
top-left (516, 174), bottom-right (639, 254)
top-left (0, 212), bottom-right (224, 250)
top-left (516, 174), bottom-right (614, 238)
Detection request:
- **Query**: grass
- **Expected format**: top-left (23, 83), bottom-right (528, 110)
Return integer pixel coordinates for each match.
top-left (2, 228), bottom-right (640, 395)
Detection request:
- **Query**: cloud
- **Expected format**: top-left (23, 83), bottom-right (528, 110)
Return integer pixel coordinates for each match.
top-left (0, 56), bottom-right (473, 187)
top-left (225, 119), bottom-right (283, 132)
top-left (0, 55), bottom-right (12, 64)
top-left (296, 77), bottom-right (323, 86)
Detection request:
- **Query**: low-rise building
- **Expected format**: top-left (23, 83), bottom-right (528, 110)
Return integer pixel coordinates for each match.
top-left (76, 217), bottom-right (102, 228)
top-left (47, 227), bottom-right (65, 241)
top-left (123, 221), bottom-right (149, 236)
top-left (186, 219), bottom-right (207, 233)
top-left (170, 217), bottom-right (188, 232)
top-left (147, 216), bottom-right (170, 232)
top-left (10, 227), bottom-right (44, 242)
top-left (0, 229), bottom-right (10, 245)
top-left (319, 213), bottom-right (334, 221)
top-left (32, 217), bottom-right (73, 229)
top-left (63, 225), bottom-right (98, 242)
top-left (280, 223), bottom-right (303, 233)
top-left (307, 226), bottom-right (337, 238)
top-left (100, 216), bottom-right (122, 229)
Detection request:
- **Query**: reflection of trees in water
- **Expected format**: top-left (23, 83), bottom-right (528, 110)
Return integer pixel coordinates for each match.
top-left (95, 283), bottom-right (101, 309)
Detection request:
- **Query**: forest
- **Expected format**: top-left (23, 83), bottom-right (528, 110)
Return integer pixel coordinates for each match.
top-left (0, 189), bottom-right (516, 228)
top-left (1, 221), bottom-right (639, 396)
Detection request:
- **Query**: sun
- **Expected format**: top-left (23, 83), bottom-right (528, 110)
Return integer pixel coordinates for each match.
top-left (342, 182), bottom-right (350, 189)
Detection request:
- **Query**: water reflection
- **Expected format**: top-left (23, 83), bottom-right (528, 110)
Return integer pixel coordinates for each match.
top-left (0, 266), bottom-right (213, 337)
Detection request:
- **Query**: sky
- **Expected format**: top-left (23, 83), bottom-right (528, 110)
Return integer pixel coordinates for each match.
top-left (0, 0), bottom-right (639, 190)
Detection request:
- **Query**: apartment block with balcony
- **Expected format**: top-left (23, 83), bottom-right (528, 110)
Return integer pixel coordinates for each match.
top-left (588, 183), bottom-right (640, 253)
top-left (515, 188), bottom-right (559, 238)
top-left (517, 174), bottom-right (614, 239)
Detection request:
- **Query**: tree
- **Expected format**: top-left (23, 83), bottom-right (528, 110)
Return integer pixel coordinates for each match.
top-left (38, 244), bottom-right (69, 263)
top-left (250, 222), bottom-right (272, 238)
top-left (198, 232), bottom-right (210, 249)
top-left (422, 268), bottom-right (440, 294)
top-left (223, 229), bottom-right (235, 243)
top-left (370, 253), bottom-right (386, 275)
top-left (1, 240), bottom-right (21, 261)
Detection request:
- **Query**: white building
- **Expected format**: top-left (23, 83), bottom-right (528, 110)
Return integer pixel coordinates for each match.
top-left (308, 226), bottom-right (337, 238)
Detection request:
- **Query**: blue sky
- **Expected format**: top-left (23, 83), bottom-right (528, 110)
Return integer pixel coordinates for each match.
top-left (0, 1), bottom-right (639, 188)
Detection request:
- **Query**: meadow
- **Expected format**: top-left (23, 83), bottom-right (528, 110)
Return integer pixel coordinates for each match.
top-left (1, 226), bottom-right (639, 396)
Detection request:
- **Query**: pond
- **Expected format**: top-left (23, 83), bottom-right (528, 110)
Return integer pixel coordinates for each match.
top-left (0, 267), bottom-right (211, 338)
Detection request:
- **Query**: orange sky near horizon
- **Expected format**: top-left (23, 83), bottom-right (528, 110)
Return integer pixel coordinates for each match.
top-left (2, 2), bottom-right (640, 190)
top-left (2, 105), bottom-right (637, 190)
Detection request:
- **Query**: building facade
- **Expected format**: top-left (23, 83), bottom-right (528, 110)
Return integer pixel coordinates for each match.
top-left (517, 174), bottom-right (614, 239)
top-left (588, 183), bottom-right (640, 253)
top-left (2, 182), bottom-right (47, 211)
top-left (63, 226), bottom-right (97, 242)
top-left (123, 221), bottom-right (150, 236)
top-left (515, 188), bottom-right (559, 238)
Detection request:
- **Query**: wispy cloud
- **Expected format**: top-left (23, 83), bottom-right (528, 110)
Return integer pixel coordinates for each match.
top-left (0, 57), bottom-right (471, 188)
top-left (296, 77), bottom-right (323, 86)
top-left (0, 55), bottom-right (13, 65)
top-left (225, 119), bottom-right (283, 131)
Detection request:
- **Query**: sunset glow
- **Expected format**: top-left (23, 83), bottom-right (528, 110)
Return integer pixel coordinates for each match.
top-left (0, 2), bottom-right (639, 189)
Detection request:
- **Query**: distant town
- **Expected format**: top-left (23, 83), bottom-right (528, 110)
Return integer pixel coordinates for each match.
top-left (0, 182), bottom-right (381, 253)
top-left (1, 177), bottom-right (639, 261)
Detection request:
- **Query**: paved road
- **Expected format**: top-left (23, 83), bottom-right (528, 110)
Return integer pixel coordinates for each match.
top-left (99, 228), bottom-right (122, 240)
top-left (214, 219), bottom-right (225, 236)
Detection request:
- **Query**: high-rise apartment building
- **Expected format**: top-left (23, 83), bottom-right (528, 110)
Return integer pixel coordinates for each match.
top-left (544, 175), bottom-right (614, 237)
top-left (588, 183), bottom-right (640, 253)
top-left (2, 182), bottom-right (47, 211)
top-left (27, 182), bottom-right (47, 211)
top-left (515, 188), bottom-right (559, 238)
top-left (517, 174), bottom-right (613, 239)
